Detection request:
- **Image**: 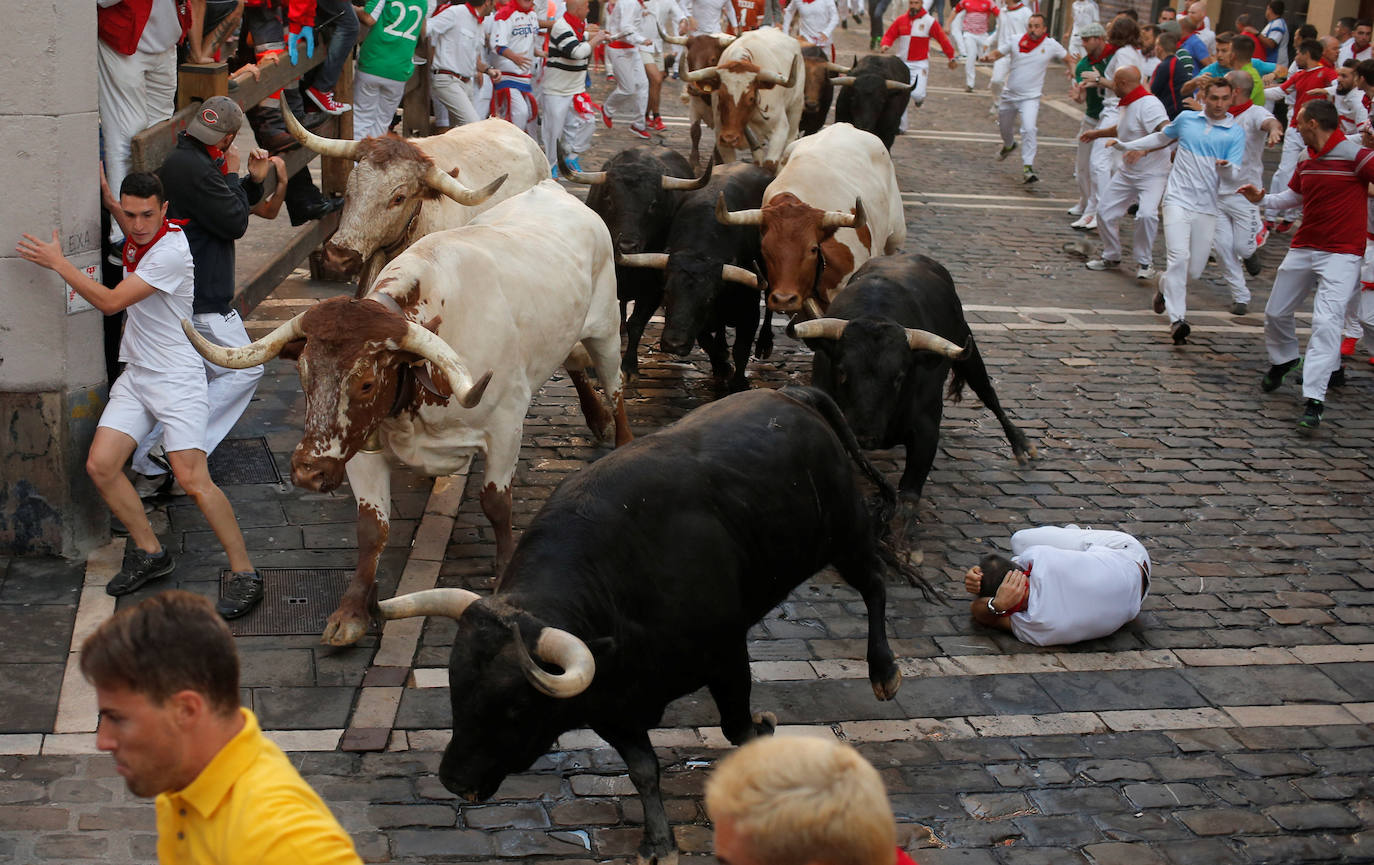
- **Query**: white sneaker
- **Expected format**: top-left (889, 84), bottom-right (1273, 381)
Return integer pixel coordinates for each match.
top-left (1086, 258), bottom-right (1120, 271)
top-left (1067, 203), bottom-right (1085, 217)
top-left (1136, 264), bottom-right (1158, 280)
top-left (1071, 214), bottom-right (1098, 231)
top-left (133, 473), bottom-right (172, 499)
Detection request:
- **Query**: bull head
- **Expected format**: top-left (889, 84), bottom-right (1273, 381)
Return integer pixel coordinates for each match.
top-left (792, 318), bottom-right (970, 357)
top-left (615, 252), bottom-right (761, 289)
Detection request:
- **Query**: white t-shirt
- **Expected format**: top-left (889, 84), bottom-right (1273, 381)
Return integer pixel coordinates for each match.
top-left (492, 5), bottom-right (542, 72)
top-left (1260, 16), bottom-right (1288, 67)
top-left (1115, 92), bottom-right (1170, 178)
top-left (1232, 101), bottom-right (1277, 189)
top-left (1069, 0), bottom-right (1098, 35)
top-left (1006, 528), bottom-right (1150, 647)
top-left (995, 4), bottom-right (1032, 49)
top-left (138, 0), bottom-right (183, 54)
top-left (1334, 86), bottom-right (1371, 136)
top-left (681, 0), bottom-right (738, 35)
top-left (120, 228), bottom-right (202, 374)
top-left (782, 0), bottom-right (841, 49)
top-left (1000, 36), bottom-right (1067, 101)
top-left (430, 3), bottom-right (487, 77)
top-left (1099, 44), bottom-right (1148, 119)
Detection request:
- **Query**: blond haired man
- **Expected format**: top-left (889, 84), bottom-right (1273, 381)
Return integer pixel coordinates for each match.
top-left (706, 736), bottom-right (918, 865)
top-left (82, 591), bottom-right (362, 865)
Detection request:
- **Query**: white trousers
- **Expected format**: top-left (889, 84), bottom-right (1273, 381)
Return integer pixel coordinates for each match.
top-left (97, 41), bottom-right (177, 238)
top-left (1011, 525), bottom-right (1151, 578)
top-left (540, 91), bottom-right (595, 165)
top-left (1159, 204), bottom-right (1217, 324)
top-left (991, 54), bottom-right (1009, 87)
top-left (997, 96), bottom-right (1040, 167)
top-left (1265, 247), bottom-right (1362, 402)
top-left (899, 59), bottom-right (929, 132)
top-left (605, 46), bottom-right (649, 126)
top-left (1213, 193), bottom-right (1262, 304)
top-left (1342, 240), bottom-right (1374, 339)
top-left (353, 70), bottom-right (408, 139)
top-left (1097, 170), bottom-right (1166, 267)
top-left (1266, 126), bottom-right (1305, 221)
top-left (1075, 114), bottom-right (1100, 215)
top-left (961, 31), bottom-right (993, 88)
top-left (432, 73), bottom-right (485, 126)
top-left (131, 311), bottom-right (264, 477)
top-left (1088, 107), bottom-right (1122, 218)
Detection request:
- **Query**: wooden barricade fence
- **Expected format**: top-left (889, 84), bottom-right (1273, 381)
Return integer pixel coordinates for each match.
top-left (127, 35), bottom-right (432, 317)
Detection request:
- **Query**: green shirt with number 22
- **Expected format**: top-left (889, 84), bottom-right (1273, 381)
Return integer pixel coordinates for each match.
top-left (360, 0), bottom-right (435, 82)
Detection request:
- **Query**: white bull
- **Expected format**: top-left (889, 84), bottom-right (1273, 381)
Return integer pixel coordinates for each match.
top-left (683, 26), bottom-right (804, 171)
top-left (185, 181), bottom-right (631, 645)
top-left (716, 123), bottom-right (905, 314)
top-left (284, 107), bottom-right (551, 291)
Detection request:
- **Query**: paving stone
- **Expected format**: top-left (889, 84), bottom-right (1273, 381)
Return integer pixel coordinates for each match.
top-left (1083, 841), bottom-right (1169, 865)
top-left (1033, 670), bottom-right (1208, 712)
top-left (1173, 808), bottom-right (1278, 836)
top-left (0, 606), bottom-right (73, 664)
top-left (1221, 752), bottom-right (1317, 777)
top-left (1180, 665), bottom-right (1355, 705)
top-left (986, 761), bottom-right (1073, 788)
top-left (461, 802), bottom-right (550, 830)
top-left (388, 828), bottom-right (494, 858)
top-left (0, 557), bottom-right (83, 604)
top-left (1094, 810), bottom-right (1189, 842)
top-left (1076, 759), bottom-right (1157, 783)
top-left (1157, 838), bottom-right (1247, 865)
top-left (366, 804), bottom-right (456, 828)
top-left (1029, 787), bottom-right (1129, 816)
top-left (1234, 834), bottom-right (1342, 863)
top-left (252, 686), bottom-right (355, 729)
top-left (1260, 802), bottom-right (1361, 831)
top-left (1122, 783), bottom-right (1213, 809)
top-left (959, 792), bottom-right (1035, 820)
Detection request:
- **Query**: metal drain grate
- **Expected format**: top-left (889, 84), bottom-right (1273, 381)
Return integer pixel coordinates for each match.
top-left (221, 568), bottom-right (377, 637)
top-left (208, 437), bottom-right (283, 485)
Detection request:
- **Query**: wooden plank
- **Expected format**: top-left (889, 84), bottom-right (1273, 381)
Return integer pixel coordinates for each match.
top-left (233, 210), bottom-right (341, 319)
top-left (322, 60), bottom-right (356, 196)
top-left (227, 49), bottom-right (327, 117)
top-left (176, 62), bottom-right (229, 110)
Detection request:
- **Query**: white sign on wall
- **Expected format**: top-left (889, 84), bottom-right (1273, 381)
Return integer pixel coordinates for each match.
top-left (66, 251), bottom-right (102, 315)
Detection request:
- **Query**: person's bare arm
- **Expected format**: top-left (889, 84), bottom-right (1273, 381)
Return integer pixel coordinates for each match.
top-left (16, 230), bottom-right (157, 315)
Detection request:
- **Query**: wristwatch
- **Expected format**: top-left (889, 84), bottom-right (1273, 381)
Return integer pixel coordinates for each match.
top-left (986, 597), bottom-right (1008, 617)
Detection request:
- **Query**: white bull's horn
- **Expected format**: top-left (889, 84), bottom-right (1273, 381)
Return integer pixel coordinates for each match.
top-left (661, 158), bottom-right (713, 190)
top-left (907, 329), bottom-right (970, 358)
top-left (721, 264), bottom-right (760, 288)
top-left (423, 165), bottom-right (508, 206)
top-left (714, 32), bottom-right (737, 46)
top-left (659, 21), bottom-right (688, 44)
top-left (617, 252), bottom-right (671, 269)
top-left (379, 588), bottom-right (482, 620)
top-left (397, 320), bottom-right (493, 409)
top-left (821, 197), bottom-right (867, 230)
top-left (513, 622), bottom-right (596, 698)
top-left (684, 65), bottom-right (720, 82)
top-left (558, 140), bottom-right (607, 184)
top-left (792, 317), bottom-right (848, 340)
top-left (758, 55), bottom-right (801, 88)
top-left (716, 193), bottom-right (764, 226)
top-left (824, 62), bottom-right (852, 73)
top-left (830, 75), bottom-right (857, 86)
top-left (282, 100), bottom-right (361, 160)
top-left (886, 79), bottom-right (917, 91)
top-left (182, 313), bottom-right (305, 369)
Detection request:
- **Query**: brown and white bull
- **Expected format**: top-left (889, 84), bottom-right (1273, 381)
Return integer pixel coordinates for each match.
top-left (683, 26), bottom-right (804, 170)
top-left (661, 27), bottom-right (735, 168)
top-left (717, 122), bottom-right (905, 314)
top-left (184, 181), bottom-right (631, 646)
top-left (284, 106), bottom-right (550, 291)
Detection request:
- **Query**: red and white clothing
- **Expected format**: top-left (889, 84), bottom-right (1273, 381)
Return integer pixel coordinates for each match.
top-left (880, 9), bottom-right (957, 105)
top-left (1331, 85), bottom-right (1371, 136)
top-left (1214, 100), bottom-right (1277, 306)
top-left (1005, 525), bottom-right (1151, 647)
top-left (1337, 41), bottom-right (1373, 66)
top-left (990, 1), bottom-right (1032, 90)
top-left (1266, 64), bottom-right (1340, 220)
top-left (491, 0), bottom-right (543, 134)
top-left (542, 13), bottom-right (597, 164)
top-left (605, 0), bottom-right (652, 128)
top-left (1261, 131), bottom-right (1374, 402)
top-left (782, 0), bottom-right (840, 56)
top-left (1096, 88), bottom-right (1169, 268)
top-left (1087, 44), bottom-right (1150, 226)
top-left (995, 33), bottom-right (1066, 169)
top-left (954, 0), bottom-right (998, 88)
top-left (680, 0), bottom-right (738, 35)
top-left (431, 1), bottom-right (490, 125)
top-left (1341, 200), bottom-right (1374, 347)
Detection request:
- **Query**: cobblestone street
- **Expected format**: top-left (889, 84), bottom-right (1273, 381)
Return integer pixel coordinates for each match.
top-left (2, 21), bottom-right (1373, 864)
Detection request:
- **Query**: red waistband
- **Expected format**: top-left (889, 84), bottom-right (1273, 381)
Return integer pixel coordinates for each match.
top-left (608, 39), bottom-right (637, 49)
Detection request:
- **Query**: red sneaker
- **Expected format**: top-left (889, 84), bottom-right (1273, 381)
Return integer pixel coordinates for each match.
top-left (600, 103), bottom-right (613, 128)
top-left (1341, 336), bottom-right (1358, 356)
top-left (306, 86), bottom-right (351, 115)
top-left (1255, 224), bottom-right (1269, 248)
top-left (650, 114), bottom-right (667, 131)
top-left (629, 123), bottom-right (651, 140)
top-left (1275, 220), bottom-right (1293, 233)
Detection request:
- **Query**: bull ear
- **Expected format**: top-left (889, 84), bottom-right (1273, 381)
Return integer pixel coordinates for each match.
top-left (279, 338), bottom-right (307, 362)
top-left (421, 315), bottom-right (443, 334)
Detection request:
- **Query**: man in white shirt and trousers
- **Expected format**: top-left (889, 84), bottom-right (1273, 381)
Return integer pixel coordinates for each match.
top-left (682, 0), bottom-right (739, 34)
top-left (605, 0), bottom-right (655, 137)
top-left (982, 13), bottom-right (1073, 184)
top-left (783, 0), bottom-right (841, 60)
top-left (431, 0), bottom-right (501, 126)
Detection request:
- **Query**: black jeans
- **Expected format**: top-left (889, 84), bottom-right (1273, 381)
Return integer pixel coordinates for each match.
top-left (312, 0), bottom-right (359, 93)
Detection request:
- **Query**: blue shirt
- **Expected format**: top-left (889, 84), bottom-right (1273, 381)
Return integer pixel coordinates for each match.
top-left (1260, 16), bottom-right (1288, 64)
top-left (1159, 110), bottom-right (1247, 212)
top-left (1197, 59), bottom-right (1276, 104)
top-left (1181, 33), bottom-right (1209, 67)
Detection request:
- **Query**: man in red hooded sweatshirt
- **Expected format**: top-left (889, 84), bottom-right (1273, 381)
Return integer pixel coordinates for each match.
top-left (880, 0), bottom-right (958, 129)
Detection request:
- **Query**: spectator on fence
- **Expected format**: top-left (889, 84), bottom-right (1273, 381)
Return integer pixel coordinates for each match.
top-left (82, 591), bottom-right (363, 864)
top-left (128, 97), bottom-right (269, 500)
top-left (706, 736), bottom-right (920, 865)
top-left (185, 0), bottom-right (247, 64)
top-left (304, 0), bottom-right (360, 114)
top-left (18, 173), bottom-right (262, 616)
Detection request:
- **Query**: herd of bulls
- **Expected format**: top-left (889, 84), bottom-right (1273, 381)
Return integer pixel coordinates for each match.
top-left (182, 47), bottom-right (1038, 864)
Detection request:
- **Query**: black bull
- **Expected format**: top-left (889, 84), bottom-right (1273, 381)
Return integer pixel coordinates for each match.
top-left (390, 387), bottom-right (917, 865)
top-left (833, 54), bottom-right (914, 150)
top-left (798, 252), bottom-right (1037, 500)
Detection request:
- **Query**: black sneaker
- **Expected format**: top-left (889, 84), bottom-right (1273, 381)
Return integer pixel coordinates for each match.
top-left (1243, 251), bottom-right (1262, 276)
top-left (1261, 357), bottom-right (1303, 392)
top-left (1329, 366), bottom-right (1346, 388)
top-left (1171, 319), bottom-right (1191, 345)
top-left (106, 546), bottom-right (175, 596)
top-left (1023, 166), bottom-right (1039, 184)
top-left (1298, 398), bottom-right (1324, 435)
top-left (217, 571), bottom-right (264, 619)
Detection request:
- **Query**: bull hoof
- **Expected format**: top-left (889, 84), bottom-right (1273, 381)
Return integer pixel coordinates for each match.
top-left (321, 612), bottom-right (369, 647)
top-left (636, 850), bottom-right (680, 865)
top-left (751, 711), bottom-right (778, 737)
top-left (754, 342), bottom-right (774, 360)
top-left (871, 666), bottom-right (902, 701)
top-left (727, 377), bottom-right (751, 394)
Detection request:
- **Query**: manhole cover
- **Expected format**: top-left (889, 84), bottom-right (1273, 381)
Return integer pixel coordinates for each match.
top-left (208, 437), bottom-right (283, 485)
top-left (220, 568), bottom-right (376, 637)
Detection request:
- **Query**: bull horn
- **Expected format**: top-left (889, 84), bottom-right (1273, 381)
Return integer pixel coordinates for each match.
top-left (792, 317), bottom-right (848, 340)
top-left (886, 79), bottom-right (917, 91)
top-left (379, 588), bottom-right (482, 620)
top-left (423, 164), bottom-right (507, 206)
top-left (721, 264), bottom-right (760, 288)
top-left (830, 75), bottom-right (857, 86)
top-left (758, 55), bottom-right (801, 88)
top-left (282, 100), bottom-right (360, 160)
top-left (182, 313), bottom-right (304, 369)
top-left (715, 32), bottom-right (737, 46)
top-left (661, 158), bottom-right (713, 190)
top-left (821, 197), bottom-right (867, 230)
top-left (512, 622), bottom-right (596, 698)
top-left (824, 62), bottom-right (852, 73)
top-left (684, 65), bottom-right (720, 82)
top-left (715, 193), bottom-right (764, 226)
top-left (906, 329), bottom-right (970, 358)
top-left (658, 21), bottom-right (688, 44)
top-left (397, 319), bottom-right (493, 408)
top-left (558, 140), bottom-right (607, 184)
top-left (616, 252), bottom-right (671, 269)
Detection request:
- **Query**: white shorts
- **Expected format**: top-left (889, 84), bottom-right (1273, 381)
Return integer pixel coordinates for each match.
top-left (100, 364), bottom-right (209, 454)
top-left (640, 47), bottom-right (664, 67)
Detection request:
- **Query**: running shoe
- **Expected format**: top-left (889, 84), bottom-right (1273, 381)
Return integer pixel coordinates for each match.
top-left (1298, 398), bottom-right (1324, 435)
top-left (630, 123), bottom-right (651, 139)
top-left (1243, 251), bottom-right (1262, 276)
top-left (1067, 203), bottom-right (1085, 217)
top-left (1341, 336), bottom-right (1358, 356)
top-left (217, 571), bottom-right (264, 619)
top-left (1085, 258), bottom-right (1120, 271)
top-left (1275, 219), bottom-right (1293, 233)
top-left (1136, 265), bottom-right (1158, 280)
top-left (1152, 291), bottom-right (1165, 314)
top-left (1023, 166), bottom-right (1038, 184)
top-left (1070, 213), bottom-right (1097, 230)
top-left (998, 142), bottom-right (1017, 160)
top-left (106, 545), bottom-right (175, 597)
top-left (1230, 302), bottom-right (1248, 316)
top-left (306, 86), bottom-right (351, 115)
top-left (1170, 319), bottom-right (1191, 345)
top-left (650, 114), bottom-right (667, 131)
top-left (1260, 357), bottom-right (1302, 392)
top-left (1255, 223), bottom-right (1269, 248)
top-left (600, 103), bottom-right (614, 128)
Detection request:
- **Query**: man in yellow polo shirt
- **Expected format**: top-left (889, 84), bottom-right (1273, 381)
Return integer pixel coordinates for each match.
top-left (81, 590), bottom-right (362, 865)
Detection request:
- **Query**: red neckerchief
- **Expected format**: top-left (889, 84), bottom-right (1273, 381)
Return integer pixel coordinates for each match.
top-left (1099, 43), bottom-right (1118, 61)
top-left (563, 10), bottom-right (585, 36)
top-left (465, 1), bottom-right (486, 19)
top-left (896, 849), bottom-right (920, 865)
top-left (204, 145), bottom-right (230, 176)
top-left (1227, 97), bottom-right (1253, 116)
top-left (1019, 31), bottom-right (1046, 52)
top-left (1320, 57), bottom-right (1335, 68)
top-left (1119, 84), bottom-right (1150, 106)
top-left (1308, 126), bottom-right (1347, 158)
top-left (122, 219), bottom-right (187, 273)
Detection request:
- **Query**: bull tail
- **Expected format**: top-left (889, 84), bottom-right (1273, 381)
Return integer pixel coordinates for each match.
top-left (946, 365), bottom-right (967, 405)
